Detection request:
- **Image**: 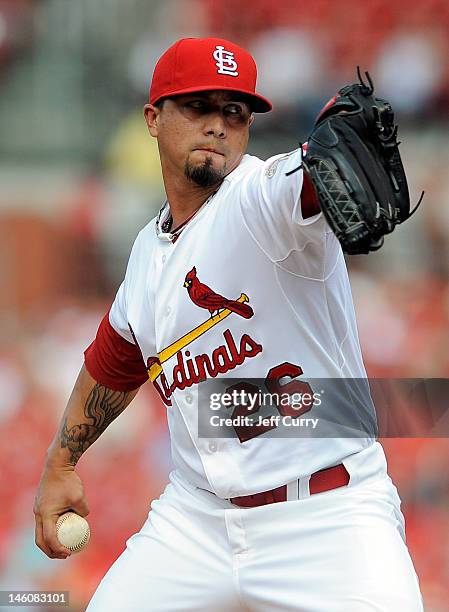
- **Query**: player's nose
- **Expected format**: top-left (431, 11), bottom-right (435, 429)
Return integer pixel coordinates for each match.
top-left (203, 112), bottom-right (226, 139)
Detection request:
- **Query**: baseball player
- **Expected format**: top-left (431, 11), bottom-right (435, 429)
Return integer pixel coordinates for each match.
top-left (34, 38), bottom-right (423, 611)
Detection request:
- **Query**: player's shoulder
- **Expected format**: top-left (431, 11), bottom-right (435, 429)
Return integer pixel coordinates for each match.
top-left (262, 149), bottom-right (301, 179)
top-left (135, 216), bottom-right (158, 244)
top-left (127, 216), bottom-right (158, 261)
top-left (120, 217), bottom-right (159, 283)
top-left (225, 150), bottom-right (301, 187)
top-left (225, 153), bottom-right (264, 183)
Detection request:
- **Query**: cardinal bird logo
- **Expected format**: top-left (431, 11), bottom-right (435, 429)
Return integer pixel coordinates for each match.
top-left (145, 267), bottom-right (260, 405)
top-left (184, 267), bottom-right (254, 319)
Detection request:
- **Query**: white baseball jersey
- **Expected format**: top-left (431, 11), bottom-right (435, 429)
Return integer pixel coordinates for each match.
top-left (108, 150), bottom-right (375, 499)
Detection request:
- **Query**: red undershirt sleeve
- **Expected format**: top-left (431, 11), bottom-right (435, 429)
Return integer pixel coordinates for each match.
top-left (301, 169), bottom-right (321, 219)
top-left (84, 311), bottom-right (149, 392)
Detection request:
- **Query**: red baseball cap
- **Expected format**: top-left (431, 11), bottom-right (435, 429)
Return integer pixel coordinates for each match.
top-left (149, 37), bottom-right (272, 113)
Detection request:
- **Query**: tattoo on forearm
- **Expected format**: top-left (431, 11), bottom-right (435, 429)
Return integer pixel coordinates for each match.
top-left (60, 385), bottom-right (130, 464)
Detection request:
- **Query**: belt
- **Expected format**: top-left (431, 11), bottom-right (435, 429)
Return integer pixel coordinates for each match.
top-left (230, 464), bottom-right (350, 508)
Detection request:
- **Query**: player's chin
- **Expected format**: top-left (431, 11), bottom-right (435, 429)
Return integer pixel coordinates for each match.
top-left (191, 152), bottom-right (225, 171)
top-left (184, 157), bottom-right (226, 188)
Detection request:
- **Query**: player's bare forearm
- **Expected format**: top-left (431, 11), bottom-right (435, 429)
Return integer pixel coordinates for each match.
top-left (47, 364), bottom-right (139, 468)
top-left (34, 365), bottom-right (140, 559)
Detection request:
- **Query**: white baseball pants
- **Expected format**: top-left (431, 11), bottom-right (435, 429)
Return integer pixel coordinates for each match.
top-left (86, 444), bottom-right (423, 611)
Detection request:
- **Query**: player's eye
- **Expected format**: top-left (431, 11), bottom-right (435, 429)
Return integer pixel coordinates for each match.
top-left (224, 103), bottom-right (250, 123)
top-left (179, 99), bottom-right (211, 119)
top-left (225, 104), bottom-right (242, 114)
top-left (186, 100), bottom-right (207, 110)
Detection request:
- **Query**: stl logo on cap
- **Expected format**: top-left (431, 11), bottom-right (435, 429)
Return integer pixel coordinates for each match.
top-left (213, 45), bottom-right (239, 77)
top-left (149, 38), bottom-right (272, 112)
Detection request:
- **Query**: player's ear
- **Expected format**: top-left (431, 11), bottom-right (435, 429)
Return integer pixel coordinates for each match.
top-left (144, 103), bottom-right (160, 137)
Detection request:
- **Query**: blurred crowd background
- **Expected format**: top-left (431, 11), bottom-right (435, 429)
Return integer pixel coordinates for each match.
top-left (0, 0), bottom-right (448, 610)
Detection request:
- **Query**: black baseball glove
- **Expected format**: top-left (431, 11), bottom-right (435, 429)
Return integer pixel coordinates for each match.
top-left (302, 68), bottom-right (423, 255)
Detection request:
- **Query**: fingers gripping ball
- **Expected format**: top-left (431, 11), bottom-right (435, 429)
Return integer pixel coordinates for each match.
top-left (56, 512), bottom-right (90, 553)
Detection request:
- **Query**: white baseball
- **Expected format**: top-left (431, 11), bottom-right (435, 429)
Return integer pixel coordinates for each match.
top-left (56, 512), bottom-right (90, 553)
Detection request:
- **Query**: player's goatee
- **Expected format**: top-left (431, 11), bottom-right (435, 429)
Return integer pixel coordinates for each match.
top-left (185, 158), bottom-right (225, 187)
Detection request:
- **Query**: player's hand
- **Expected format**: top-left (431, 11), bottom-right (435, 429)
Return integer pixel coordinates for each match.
top-left (33, 464), bottom-right (89, 559)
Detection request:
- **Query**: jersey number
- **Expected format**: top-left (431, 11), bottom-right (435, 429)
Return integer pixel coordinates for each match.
top-left (226, 362), bottom-right (313, 442)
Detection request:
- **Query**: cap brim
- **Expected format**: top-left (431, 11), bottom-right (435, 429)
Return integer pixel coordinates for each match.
top-left (152, 85), bottom-right (272, 113)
